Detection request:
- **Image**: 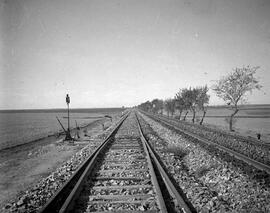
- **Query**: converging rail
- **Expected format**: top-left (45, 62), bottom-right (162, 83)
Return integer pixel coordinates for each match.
top-left (141, 111), bottom-right (270, 175)
top-left (38, 113), bottom-right (130, 213)
top-left (39, 111), bottom-right (193, 213)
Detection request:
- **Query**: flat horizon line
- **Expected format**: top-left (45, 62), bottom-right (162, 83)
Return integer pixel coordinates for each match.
top-left (0, 107), bottom-right (127, 112)
top-left (1, 103), bottom-right (270, 111)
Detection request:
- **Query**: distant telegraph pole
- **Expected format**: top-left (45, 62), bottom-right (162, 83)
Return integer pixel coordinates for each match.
top-left (65, 94), bottom-right (72, 140)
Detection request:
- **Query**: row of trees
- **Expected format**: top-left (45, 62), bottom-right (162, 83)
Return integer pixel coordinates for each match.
top-left (138, 66), bottom-right (262, 131)
top-left (138, 86), bottom-right (210, 125)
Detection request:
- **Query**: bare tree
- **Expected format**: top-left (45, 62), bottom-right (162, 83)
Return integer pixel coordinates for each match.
top-left (164, 99), bottom-right (170, 116)
top-left (212, 66), bottom-right (262, 131)
top-left (197, 85), bottom-right (210, 125)
top-left (164, 99), bottom-right (176, 117)
top-left (181, 88), bottom-right (197, 122)
top-left (175, 90), bottom-right (185, 119)
top-left (189, 88), bottom-right (200, 123)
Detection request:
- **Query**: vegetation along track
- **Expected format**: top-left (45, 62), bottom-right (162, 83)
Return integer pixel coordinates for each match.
top-left (141, 111), bottom-right (270, 175)
top-left (137, 111), bottom-right (270, 212)
top-left (39, 111), bottom-right (193, 213)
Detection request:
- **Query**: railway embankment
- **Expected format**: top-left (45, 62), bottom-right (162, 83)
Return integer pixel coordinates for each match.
top-left (145, 112), bottom-right (270, 166)
top-left (138, 112), bottom-right (270, 212)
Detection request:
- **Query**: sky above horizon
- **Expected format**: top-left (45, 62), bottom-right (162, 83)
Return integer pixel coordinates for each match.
top-left (1, 0), bottom-right (270, 109)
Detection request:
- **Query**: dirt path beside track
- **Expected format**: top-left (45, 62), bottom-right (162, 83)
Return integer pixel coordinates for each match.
top-left (0, 118), bottom-right (112, 211)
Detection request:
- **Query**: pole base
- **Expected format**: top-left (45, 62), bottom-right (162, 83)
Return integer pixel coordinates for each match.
top-left (64, 131), bottom-right (73, 141)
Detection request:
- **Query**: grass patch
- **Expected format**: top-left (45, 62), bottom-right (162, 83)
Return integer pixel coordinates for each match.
top-left (165, 145), bottom-right (189, 159)
top-left (194, 164), bottom-right (219, 178)
top-left (194, 165), bottom-right (211, 178)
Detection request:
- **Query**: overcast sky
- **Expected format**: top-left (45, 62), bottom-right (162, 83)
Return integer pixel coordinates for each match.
top-left (0, 0), bottom-right (270, 109)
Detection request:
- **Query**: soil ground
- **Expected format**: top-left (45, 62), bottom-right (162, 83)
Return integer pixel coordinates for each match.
top-left (0, 118), bottom-right (110, 210)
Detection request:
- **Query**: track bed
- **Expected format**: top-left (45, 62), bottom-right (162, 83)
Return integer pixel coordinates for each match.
top-left (74, 136), bottom-right (159, 212)
top-left (39, 111), bottom-right (192, 213)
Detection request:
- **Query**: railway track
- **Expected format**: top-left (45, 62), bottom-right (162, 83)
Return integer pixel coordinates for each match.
top-left (39, 111), bottom-right (193, 213)
top-left (141, 111), bottom-right (270, 175)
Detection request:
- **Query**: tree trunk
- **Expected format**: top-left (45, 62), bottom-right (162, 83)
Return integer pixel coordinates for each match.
top-left (229, 108), bottom-right (239, 131)
top-left (183, 111), bottom-right (188, 121)
top-left (179, 110), bottom-right (182, 120)
top-left (200, 110), bottom-right (206, 125)
top-left (191, 109), bottom-right (196, 123)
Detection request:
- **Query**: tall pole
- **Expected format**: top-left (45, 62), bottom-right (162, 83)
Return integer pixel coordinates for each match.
top-left (67, 102), bottom-right (70, 132)
top-left (65, 94), bottom-right (72, 140)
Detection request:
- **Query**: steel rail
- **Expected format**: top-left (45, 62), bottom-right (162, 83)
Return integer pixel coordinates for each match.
top-left (143, 111), bottom-right (270, 175)
top-left (58, 113), bottom-right (131, 213)
top-left (140, 122), bottom-right (168, 213)
top-left (39, 112), bottom-right (130, 213)
top-left (40, 110), bottom-right (192, 213)
top-left (56, 111), bottom-right (168, 213)
top-left (59, 112), bottom-right (168, 213)
top-left (135, 113), bottom-right (194, 213)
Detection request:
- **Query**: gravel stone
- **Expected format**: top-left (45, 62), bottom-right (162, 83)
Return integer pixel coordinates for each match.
top-left (138, 112), bottom-right (270, 212)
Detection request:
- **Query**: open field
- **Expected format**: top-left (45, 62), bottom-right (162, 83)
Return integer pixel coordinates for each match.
top-left (174, 105), bottom-right (270, 142)
top-left (0, 108), bottom-right (124, 150)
